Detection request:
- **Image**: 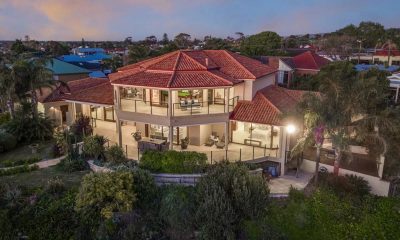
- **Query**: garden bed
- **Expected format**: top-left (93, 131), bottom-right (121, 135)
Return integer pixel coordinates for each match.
top-left (0, 141), bottom-right (55, 165)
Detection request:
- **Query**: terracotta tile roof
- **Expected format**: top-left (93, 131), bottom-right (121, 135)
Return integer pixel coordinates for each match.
top-left (39, 77), bottom-right (110, 105)
top-left (292, 51), bottom-right (330, 70)
top-left (110, 50), bottom-right (276, 88)
top-left (63, 82), bottom-right (114, 105)
top-left (230, 85), bottom-right (308, 126)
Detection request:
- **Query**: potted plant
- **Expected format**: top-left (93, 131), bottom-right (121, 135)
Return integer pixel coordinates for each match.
top-left (180, 137), bottom-right (189, 150)
top-left (132, 131), bottom-right (142, 141)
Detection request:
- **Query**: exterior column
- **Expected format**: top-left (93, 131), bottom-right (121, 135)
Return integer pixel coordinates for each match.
top-left (168, 90), bottom-right (173, 116)
top-left (114, 86), bottom-right (121, 109)
top-left (117, 120), bottom-right (122, 146)
top-left (224, 88), bottom-right (230, 112)
top-left (378, 155), bottom-right (385, 179)
top-left (72, 103), bottom-right (77, 121)
top-left (280, 127), bottom-right (287, 175)
top-left (169, 126), bottom-right (173, 150)
top-left (396, 87), bottom-right (399, 103)
top-left (224, 121), bottom-right (229, 150)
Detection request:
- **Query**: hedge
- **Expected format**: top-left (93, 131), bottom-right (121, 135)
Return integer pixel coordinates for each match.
top-left (139, 150), bottom-right (207, 174)
top-left (0, 157), bottom-right (42, 168)
top-left (0, 164), bottom-right (39, 176)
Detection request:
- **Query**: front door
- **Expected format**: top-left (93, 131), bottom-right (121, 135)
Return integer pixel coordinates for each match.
top-left (60, 105), bottom-right (68, 123)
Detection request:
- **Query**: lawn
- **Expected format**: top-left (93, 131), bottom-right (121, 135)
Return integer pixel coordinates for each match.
top-left (0, 141), bottom-right (54, 164)
top-left (0, 166), bottom-right (89, 189)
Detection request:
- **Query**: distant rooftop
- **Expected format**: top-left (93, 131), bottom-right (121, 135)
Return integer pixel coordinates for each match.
top-left (355, 64), bottom-right (399, 73)
top-left (46, 58), bottom-right (91, 75)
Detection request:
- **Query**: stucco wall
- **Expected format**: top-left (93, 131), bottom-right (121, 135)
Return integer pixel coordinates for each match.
top-left (300, 159), bottom-right (390, 196)
top-left (252, 74), bottom-right (276, 98)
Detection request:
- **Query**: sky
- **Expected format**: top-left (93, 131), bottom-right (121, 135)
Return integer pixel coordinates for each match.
top-left (0, 0), bottom-right (399, 41)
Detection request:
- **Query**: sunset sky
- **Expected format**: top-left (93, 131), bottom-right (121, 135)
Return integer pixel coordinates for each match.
top-left (0, 0), bottom-right (399, 41)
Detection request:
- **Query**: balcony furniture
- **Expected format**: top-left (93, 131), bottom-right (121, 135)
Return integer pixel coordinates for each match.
top-left (180, 99), bottom-right (201, 111)
top-left (150, 134), bottom-right (168, 141)
top-left (138, 137), bottom-right (166, 152)
top-left (205, 138), bottom-right (215, 147)
top-left (215, 141), bottom-right (225, 149)
top-left (214, 98), bottom-right (225, 104)
top-left (244, 139), bottom-right (262, 147)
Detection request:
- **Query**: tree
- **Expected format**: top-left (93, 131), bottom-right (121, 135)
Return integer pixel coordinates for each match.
top-left (195, 162), bottom-right (269, 239)
top-left (315, 35), bottom-right (356, 59)
top-left (102, 55), bottom-right (123, 72)
top-left (174, 33), bottom-right (191, 49)
top-left (161, 33), bottom-right (169, 45)
top-left (357, 21), bottom-right (385, 48)
top-left (127, 44), bottom-right (152, 64)
top-left (240, 31), bottom-right (282, 57)
top-left (45, 41), bottom-right (70, 56)
top-left (145, 35), bottom-right (157, 45)
top-left (76, 171), bottom-right (136, 219)
top-left (10, 39), bottom-right (27, 54)
top-left (11, 58), bottom-right (65, 118)
top-left (203, 37), bottom-right (232, 50)
top-left (0, 64), bottom-right (15, 119)
top-left (83, 134), bottom-right (108, 160)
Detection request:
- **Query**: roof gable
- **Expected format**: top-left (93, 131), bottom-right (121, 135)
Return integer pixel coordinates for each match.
top-left (46, 58), bottom-right (90, 75)
top-left (292, 51), bottom-right (330, 70)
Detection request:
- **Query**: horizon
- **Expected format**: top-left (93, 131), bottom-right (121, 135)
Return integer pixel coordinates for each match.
top-left (0, 0), bottom-right (399, 41)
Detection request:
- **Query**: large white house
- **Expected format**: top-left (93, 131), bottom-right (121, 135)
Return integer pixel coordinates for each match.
top-left (36, 50), bottom-right (390, 195)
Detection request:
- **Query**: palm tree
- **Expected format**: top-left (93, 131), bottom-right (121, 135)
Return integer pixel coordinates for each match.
top-left (11, 58), bottom-right (68, 118)
top-left (0, 64), bottom-right (15, 118)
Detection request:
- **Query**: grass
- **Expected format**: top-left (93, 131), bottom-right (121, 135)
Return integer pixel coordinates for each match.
top-left (0, 141), bottom-right (54, 164)
top-left (0, 166), bottom-right (89, 189)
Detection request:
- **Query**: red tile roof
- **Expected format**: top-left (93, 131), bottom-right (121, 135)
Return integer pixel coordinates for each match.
top-left (110, 50), bottom-right (276, 88)
top-left (230, 85), bottom-right (308, 126)
top-left (292, 51), bottom-right (330, 70)
top-left (375, 49), bottom-right (400, 56)
top-left (39, 77), bottom-right (112, 105)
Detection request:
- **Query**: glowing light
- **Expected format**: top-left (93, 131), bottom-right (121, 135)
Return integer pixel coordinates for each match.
top-left (286, 124), bottom-right (296, 134)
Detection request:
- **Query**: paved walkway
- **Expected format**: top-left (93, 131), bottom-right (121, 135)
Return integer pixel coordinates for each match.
top-left (269, 170), bottom-right (313, 195)
top-left (35, 156), bottom-right (66, 169)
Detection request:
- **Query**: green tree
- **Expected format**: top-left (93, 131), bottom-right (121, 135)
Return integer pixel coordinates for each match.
top-left (240, 31), bottom-right (282, 57)
top-left (45, 41), bottom-right (70, 56)
top-left (127, 44), bottom-right (152, 64)
top-left (10, 39), bottom-right (27, 54)
top-left (102, 55), bottom-right (123, 72)
top-left (357, 21), bottom-right (386, 48)
top-left (0, 64), bottom-right (15, 119)
top-left (161, 33), bottom-right (169, 45)
top-left (75, 171), bottom-right (136, 219)
top-left (195, 162), bottom-right (269, 239)
top-left (83, 135), bottom-right (108, 160)
top-left (203, 37), bottom-right (232, 50)
top-left (174, 33), bottom-right (192, 49)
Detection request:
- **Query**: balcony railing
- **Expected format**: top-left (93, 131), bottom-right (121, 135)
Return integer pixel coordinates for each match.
top-left (120, 96), bottom-right (240, 116)
top-left (121, 99), bottom-right (168, 116)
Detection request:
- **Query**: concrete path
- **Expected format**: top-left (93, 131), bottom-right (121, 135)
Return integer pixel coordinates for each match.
top-left (35, 156), bottom-right (66, 169)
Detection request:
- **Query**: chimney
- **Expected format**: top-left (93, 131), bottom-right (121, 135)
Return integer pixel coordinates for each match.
top-left (205, 57), bottom-right (209, 67)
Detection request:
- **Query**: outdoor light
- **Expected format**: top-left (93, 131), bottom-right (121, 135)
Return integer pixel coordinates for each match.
top-left (286, 124), bottom-right (296, 134)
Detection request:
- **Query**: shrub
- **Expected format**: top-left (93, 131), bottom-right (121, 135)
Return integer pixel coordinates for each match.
top-left (160, 185), bottom-right (196, 239)
top-left (132, 168), bottom-right (159, 211)
top-left (4, 111), bottom-right (54, 143)
top-left (318, 172), bottom-right (371, 198)
top-left (75, 171), bottom-right (136, 219)
top-left (140, 150), bottom-right (207, 173)
top-left (105, 144), bottom-right (127, 165)
top-left (0, 129), bottom-right (17, 153)
top-left (83, 135), bottom-right (108, 160)
top-left (0, 164), bottom-right (39, 176)
top-left (57, 155), bottom-right (86, 173)
top-left (0, 112), bottom-right (10, 125)
top-left (70, 115), bottom-right (93, 138)
top-left (0, 156), bottom-right (41, 168)
top-left (195, 162), bottom-right (270, 239)
top-left (45, 177), bottom-right (66, 195)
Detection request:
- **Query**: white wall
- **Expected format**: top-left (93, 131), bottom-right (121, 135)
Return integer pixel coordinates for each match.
top-left (233, 83), bottom-right (245, 100)
top-left (300, 159), bottom-right (390, 196)
top-left (252, 74), bottom-right (275, 98)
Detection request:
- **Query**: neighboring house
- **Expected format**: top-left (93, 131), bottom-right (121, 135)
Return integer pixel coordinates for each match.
top-left (388, 72), bottom-right (400, 103)
top-left (350, 48), bottom-right (400, 66)
top-left (58, 47), bottom-right (111, 70)
top-left (39, 49), bottom-right (389, 195)
top-left (264, 51), bottom-right (330, 88)
top-left (46, 58), bottom-right (91, 82)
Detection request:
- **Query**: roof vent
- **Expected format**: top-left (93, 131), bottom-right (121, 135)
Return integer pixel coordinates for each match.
top-left (205, 57), bottom-right (209, 67)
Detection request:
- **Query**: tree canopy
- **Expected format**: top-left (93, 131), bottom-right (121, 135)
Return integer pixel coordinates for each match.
top-left (240, 31), bottom-right (282, 57)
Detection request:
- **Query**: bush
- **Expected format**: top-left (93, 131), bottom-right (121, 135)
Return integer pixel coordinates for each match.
top-left (4, 111), bottom-right (54, 143)
top-left (0, 129), bottom-right (17, 153)
top-left (83, 135), bottom-right (108, 160)
top-left (57, 155), bottom-right (86, 173)
top-left (105, 145), bottom-right (127, 165)
top-left (0, 164), bottom-right (39, 176)
top-left (0, 112), bottom-right (10, 125)
top-left (71, 115), bottom-right (93, 138)
top-left (75, 171), bottom-right (136, 219)
top-left (318, 172), bottom-right (371, 198)
top-left (0, 156), bottom-right (41, 168)
top-left (140, 150), bottom-right (207, 173)
top-left (195, 162), bottom-right (270, 239)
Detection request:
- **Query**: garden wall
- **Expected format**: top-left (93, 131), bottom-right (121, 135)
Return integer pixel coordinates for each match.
top-left (301, 159), bottom-right (390, 196)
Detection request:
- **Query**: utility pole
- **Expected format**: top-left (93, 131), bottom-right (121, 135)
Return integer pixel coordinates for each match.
top-left (357, 39), bottom-right (363, 64)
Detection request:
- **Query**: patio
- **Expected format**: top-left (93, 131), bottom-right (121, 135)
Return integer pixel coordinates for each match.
top-left (92, 120), bottom-right (280, 162)
top-left (269, 170), bottom-right (313, 195)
